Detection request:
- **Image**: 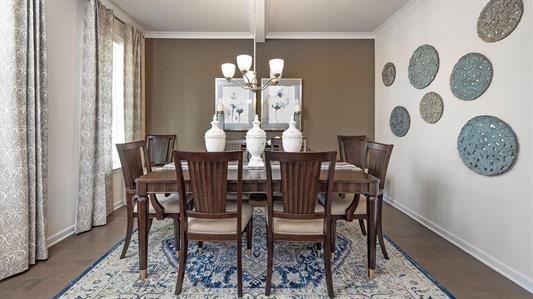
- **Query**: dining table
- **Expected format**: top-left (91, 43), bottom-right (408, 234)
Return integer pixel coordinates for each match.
top-left (135, 162), bottom-right (381, 280)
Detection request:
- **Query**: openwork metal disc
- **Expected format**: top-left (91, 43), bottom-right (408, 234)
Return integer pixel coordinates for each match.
top-left (450, 53), bottom-right (493, 101)
top-left (382, 62), bottom-right (396, 87)
top-left (478, 0), bottom-right (523, 43)
top-left (457, 115), bottom-right (518, 176)
top-left (408, 45), bottom-right (439, 89)
top-left (390, 106), bottom-right (410, 137)
top-left (419, 92), bottom-right (443, 124)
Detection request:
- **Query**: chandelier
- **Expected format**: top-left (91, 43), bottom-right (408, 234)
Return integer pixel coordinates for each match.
top-left (220, 38), bottom-right (284, 92)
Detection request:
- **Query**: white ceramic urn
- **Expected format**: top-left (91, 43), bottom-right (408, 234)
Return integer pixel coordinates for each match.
top-left (205, 114), bottom-right (226, 152)
top-left (246, 115), bottom-right (267, 167)
top-left (282, 116), bottom-right (303, 152)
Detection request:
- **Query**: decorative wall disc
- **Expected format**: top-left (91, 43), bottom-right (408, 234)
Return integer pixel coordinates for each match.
top-left (389, 106), bottom-right (410, 137)
top-left (450, 53), bottom-right (493, 101)
top-left (419, 92), bottom-right (443, 124)
top-left (457, 115), bottom-right (518, 176)
top-left (382, 62), bottom-right (396, 87)
top-left (408, 45), bottom-right (439, 89)
top-left (477, 0), bottom-right (523, 43)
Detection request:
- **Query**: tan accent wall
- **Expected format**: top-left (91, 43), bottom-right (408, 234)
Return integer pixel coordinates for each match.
top-left (146, 39), bottom-right (374, 152)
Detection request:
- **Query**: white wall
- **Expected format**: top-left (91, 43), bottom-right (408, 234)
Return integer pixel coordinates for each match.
top-left (375, 0), bottom-right (533, 293)
top-left (46, 0), bottom-right (127, 246)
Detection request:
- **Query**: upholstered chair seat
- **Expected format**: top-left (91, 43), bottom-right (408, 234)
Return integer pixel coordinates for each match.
top-left (319, 193), bottom-right (366, 216)
top-left (271, 201), bottom-right (325, 235)
top-left (134, 194), bottom-right (180, 214)
top-left (187, 202), bottom-right (253, 234)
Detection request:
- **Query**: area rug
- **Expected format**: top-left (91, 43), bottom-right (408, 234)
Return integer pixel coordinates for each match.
top-left (54, 209), bottom-right (454, 298)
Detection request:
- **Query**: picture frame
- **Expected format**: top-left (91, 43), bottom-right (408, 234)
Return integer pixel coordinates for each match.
top-left (260, 78), bottom-right (302, 131)
top-left (215, 78), bottom-right (256, 131)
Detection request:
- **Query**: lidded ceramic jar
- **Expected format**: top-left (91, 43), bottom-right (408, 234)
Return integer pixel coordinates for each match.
top-left (282, 116), bottom-right (303, 152)
top-left (205, 114), bottom-right (226, 152)
top-left (246, 115), bottom-right (267, 167)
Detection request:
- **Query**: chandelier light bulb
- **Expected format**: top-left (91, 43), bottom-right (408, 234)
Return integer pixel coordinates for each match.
top-left (221, 63), bottom-right (236, 79)
top-left (269, 58), bottom-right (284, 76)
top-left (236, 55), bottom-right (253, 72)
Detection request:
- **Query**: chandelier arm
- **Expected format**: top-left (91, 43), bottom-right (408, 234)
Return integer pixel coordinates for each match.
top-left (259, 78), bottom-right (276, 91)
top-left (228, 79), bottom-right (253, 91)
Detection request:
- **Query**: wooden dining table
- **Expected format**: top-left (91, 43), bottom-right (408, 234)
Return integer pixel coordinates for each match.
top-left (135, 164), bottom-right (381, 280)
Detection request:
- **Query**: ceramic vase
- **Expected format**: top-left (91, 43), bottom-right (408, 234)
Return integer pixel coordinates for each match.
top-left (282, 116), bottom-right (303, 152)
top-left (246, 115), bottom-right (266, 167)
top-left (205, 114), bottom-right (226, 152)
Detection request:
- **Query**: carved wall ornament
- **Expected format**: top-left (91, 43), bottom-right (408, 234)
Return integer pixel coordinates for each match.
top-left (408, 44), bottom-right (439, 89)
top-left (390, 106), bottom-right (410, 137)
top-left (419, 92), bottom-right (443, 124)
top-left (478, 0), bottom-right (523, 43)
top-left (450, 53), bottom-right (493, 101)
top-left (457, 115), bottom-right (518, 176)
top-left (382, 62), bottom-right (396, 87)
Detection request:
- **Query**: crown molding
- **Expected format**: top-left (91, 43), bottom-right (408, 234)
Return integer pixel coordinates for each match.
top-left (266, 31), bottom-right (375, 39)
top-left (104, 0), bottom-right (148, 33)
top-left (373, 0), bottom-right (424, 37)
top-left (144, 31), bottom-right (255, 39)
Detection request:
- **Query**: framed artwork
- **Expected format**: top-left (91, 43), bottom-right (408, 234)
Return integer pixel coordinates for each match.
top-left (260, 78), bottom-right (302, 131)
top-left (215, 78), bottom-right (256, 131)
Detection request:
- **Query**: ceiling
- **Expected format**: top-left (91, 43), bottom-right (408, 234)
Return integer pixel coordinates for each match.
top-left (111, 0), bottom-right (411, 39)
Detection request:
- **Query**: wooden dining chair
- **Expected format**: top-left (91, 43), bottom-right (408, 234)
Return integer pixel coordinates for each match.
top-left (145, 134), bottom-right (176, 167)
top-left (264, 151), bottom-right (337, 298)
top-left (116, 141), bottom-right (181, 259)
top-left (323, 141), bottom-right (393, 260)
top-left (173, 150), bottom-right (253, 297)
top-left (337, 135), bottom-right (368, 235)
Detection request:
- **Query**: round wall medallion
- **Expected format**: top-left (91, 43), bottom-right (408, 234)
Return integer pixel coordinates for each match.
top-left (419, 92), bottom-right (443, 124)
top-left (457, 115), bottom-right (518, 176)
top-left (478, 0), bottom-right (523, 43)
top-left (408, 44), bottom-right (439, 89)
top-left (450, 53), bottom-right (493, 101)
top-left (382, 62), bottom-right (396, 87)
top-left (390, 106), bottom-right (410, 137)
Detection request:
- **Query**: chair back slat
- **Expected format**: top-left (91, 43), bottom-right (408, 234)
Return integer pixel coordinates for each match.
top-left (366, 141), bottom-right (393, 189)
top-left (116, 141), bottom-right (149, 190)
top-left (265, 151), bottom-right (336, 219)
top-left (146, 134), bottom-right (176, 166)
top-left (338, 135), bottom-right (367, 168)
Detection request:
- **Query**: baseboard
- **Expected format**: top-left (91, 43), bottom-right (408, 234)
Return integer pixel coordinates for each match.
top-left (47, 225), bottom-right (75, 248)
top-left (384, 195), bottom-right (533, 294)
top-left (112, 200), bottom-right (124, 212)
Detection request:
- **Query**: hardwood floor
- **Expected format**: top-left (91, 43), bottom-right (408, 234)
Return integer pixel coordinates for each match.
top-left (0, 204), bottom-right (530, 298)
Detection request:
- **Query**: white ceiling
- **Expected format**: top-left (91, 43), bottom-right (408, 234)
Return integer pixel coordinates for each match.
top-left (111, 0), bottom-right (411, 39)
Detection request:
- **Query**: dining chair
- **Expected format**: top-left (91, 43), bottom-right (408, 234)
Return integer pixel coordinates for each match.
top-left (225, 139), bottom-right (248, 163)
top-left (145, 134), bottom-right (176, 167)
top-left (173, 150), bottom-right (253, 297)
top-left (337, 135), bottom-right (368, 235)
top-left (264, 151), bottom-right (337, 298)
top-left (323, 141), bottom-right (393, 260)
top-left (116, 141), bottom-right (181, 259)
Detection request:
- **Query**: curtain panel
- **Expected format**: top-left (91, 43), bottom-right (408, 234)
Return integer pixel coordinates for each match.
top-left (0, 0), bottom-right (48, 280)
top-left (76, 0), bottom-right (114, 233)
top-left (124, 25), bottom-right (145, 142)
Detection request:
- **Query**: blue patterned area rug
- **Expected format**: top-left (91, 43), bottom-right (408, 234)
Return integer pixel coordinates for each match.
top-left (55, 209), bottom-right (454, 298)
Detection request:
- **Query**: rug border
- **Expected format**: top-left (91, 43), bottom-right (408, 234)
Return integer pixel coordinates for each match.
top-left (384, 235), bottom-right (456, 299)
top-left (52, 231), bottom-right (455, 298)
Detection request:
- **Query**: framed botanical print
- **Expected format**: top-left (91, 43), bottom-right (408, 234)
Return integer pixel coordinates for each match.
top-left (215, 78), bottom-right (256, 131)
top-left (260, 78), bottom-right (302, 130)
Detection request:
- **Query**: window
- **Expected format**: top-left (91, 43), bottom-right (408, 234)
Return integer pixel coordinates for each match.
top-left (112, 35), bottom-right (125, 169)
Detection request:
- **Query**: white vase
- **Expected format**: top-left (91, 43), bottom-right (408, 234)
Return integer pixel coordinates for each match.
top-left (205, 114), bottom-right (226, 152)
top-left (246, 115), bottom-right (266, 167)
top-left (282, 116), bottom-right (303, 152)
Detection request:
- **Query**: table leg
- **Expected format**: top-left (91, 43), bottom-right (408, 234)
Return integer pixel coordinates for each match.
top-left (367, 195), bottom-right (377, 279)
top-left (138, 196), bottom-right (149, 280)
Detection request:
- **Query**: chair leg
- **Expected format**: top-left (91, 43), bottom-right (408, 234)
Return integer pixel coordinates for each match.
top-left (246, 218), bottom-right (253, 256)
top-left (147, 218), bottom-right (153, 234)
top-left (237, 233), bottom-right (243, 297)
top-left (120, 194), bottom-right (135, 259)
top-left (330, 221), bottom-right (337, 255)
top-left (175, 233), bottom-right (188, 295)
top-left (265, 230), bottom-right (274, 296)
top-left (377, 195), bottom-right (389, 260)
top-left (197, 241), bottom-right (203, 254)
top-left (324, 235), bottom-right (334, 298)
top-left (358, 219), bottom-right (367, 236)
top-left (173, 218), bottom-right (180, 256)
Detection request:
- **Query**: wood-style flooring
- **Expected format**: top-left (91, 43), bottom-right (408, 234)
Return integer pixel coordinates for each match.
top-left (0, 204), bottom-right (531, 298)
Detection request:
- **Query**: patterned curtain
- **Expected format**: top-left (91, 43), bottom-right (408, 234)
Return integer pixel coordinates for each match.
top-left (123, 25), bottom-right (145, 141)
top-left (76, 0), bottom-right (114, 233)
top-left (0, 0), bottom-right (48, 280)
